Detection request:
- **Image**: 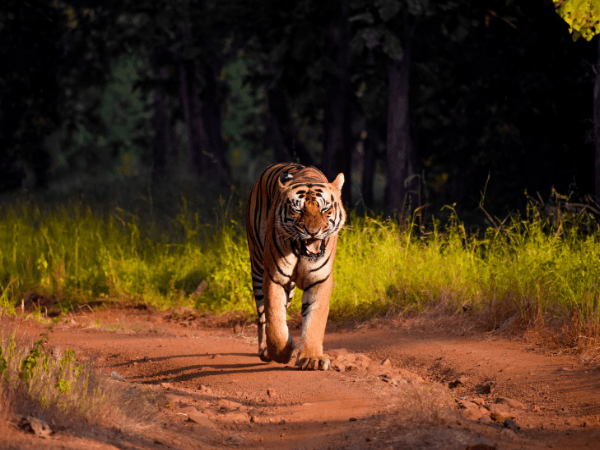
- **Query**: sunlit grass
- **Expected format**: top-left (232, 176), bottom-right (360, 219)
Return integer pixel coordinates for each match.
top-left (0, 328), bottom-right (159, 432)
top-left (0, 196), bottom-right (599, 334)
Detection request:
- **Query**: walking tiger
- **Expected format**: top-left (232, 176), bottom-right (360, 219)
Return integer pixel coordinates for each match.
top-left (245, 163), bottom-right (346, 370)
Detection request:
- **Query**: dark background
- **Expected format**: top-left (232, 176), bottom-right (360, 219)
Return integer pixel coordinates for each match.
top-left (0, 0), bottom-right (595, 221)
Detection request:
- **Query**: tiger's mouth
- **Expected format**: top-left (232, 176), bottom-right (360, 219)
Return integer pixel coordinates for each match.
top-left (300, 238), bottom-right (325, 258)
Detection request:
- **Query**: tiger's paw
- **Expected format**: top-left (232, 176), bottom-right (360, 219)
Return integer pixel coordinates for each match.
top-left (258, 347), bottom-right (272, 362)
top-left (296, 356), bottom-right (331, 371)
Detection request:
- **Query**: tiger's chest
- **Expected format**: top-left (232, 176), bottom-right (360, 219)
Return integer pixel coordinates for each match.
top-left (265, 233), bottom-right (337, 291)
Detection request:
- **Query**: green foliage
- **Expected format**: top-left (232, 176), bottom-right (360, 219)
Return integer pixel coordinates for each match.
top-left (19, 336), bottom-right (49, 383)
top-left (0, 332), bottom-right (106, 416)
top-left (0, 197), bottom-right (254, 314)
top-left (1, 196), bottom-right (600, 331)
top-left (331, 203), bottom-right (600, 325)
top-left (554, 0), bottom-right (600, 40)
top-left (0, 346), bottom-right (8, 382)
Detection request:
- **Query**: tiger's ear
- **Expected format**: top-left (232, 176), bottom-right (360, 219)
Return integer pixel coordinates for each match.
top-left (331, 173), bottom-right (344, 192)
top-left (278, 172), bottom-right (294, 190)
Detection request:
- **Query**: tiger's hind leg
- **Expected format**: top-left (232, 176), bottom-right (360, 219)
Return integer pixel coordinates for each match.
top-left (256, 298), bottom-right (271, 362)
top-left (250, 262), bottom-right (272, 362)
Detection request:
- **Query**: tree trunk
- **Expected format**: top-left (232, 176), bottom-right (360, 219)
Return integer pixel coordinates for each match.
top-left (178, 52), bottom-right (229, 183)
top-left (361, 124), bottom-right (378, 209)
top-left (178, 57), bottom-right (204, 178)
top-left (265, 87), bottom-right (315, 166)
top-left (386, 19), bottom-right (418, 216)
top-left (199, 61), bottom-right (230, 182)
top-left (152, 57), bottom-right (175, 184)
top-left (594, 37), bottom-right (600, 201)
top-left (321, 1), bottom-right (352, 202)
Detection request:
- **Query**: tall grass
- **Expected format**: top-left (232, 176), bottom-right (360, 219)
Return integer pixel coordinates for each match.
top-left (333, 205), bottom-right (600, 328)
top-left (0, 197), bottom-right (253, 314)
top-left (0, 195), bottom-right (599, 332)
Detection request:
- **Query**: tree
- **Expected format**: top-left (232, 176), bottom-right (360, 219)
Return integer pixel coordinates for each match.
top-left (554, 0), bottom-right (600, 200)
top-left (554, 0), bottom-right (600, 41)
top-left (350, 0), bottom-right (432, 215)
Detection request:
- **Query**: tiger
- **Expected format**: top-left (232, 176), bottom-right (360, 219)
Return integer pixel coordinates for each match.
top-left (245, 163), bottom-right (346, 371)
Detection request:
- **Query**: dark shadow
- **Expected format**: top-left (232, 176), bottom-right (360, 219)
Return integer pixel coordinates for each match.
top-left (110, 352), bottom-right (256, 368)
top-left (130, 363), bottom-right (297, 384)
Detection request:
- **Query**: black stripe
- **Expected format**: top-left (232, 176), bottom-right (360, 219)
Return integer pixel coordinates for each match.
top-left (291, 239), bottom-right (300, 257)
top-left (272, 224), bottom-right (286, 259)
top-left (309, 252), bottom-right (331, 272)
top-left (251, 265), bottom-right (263, 277)
top-left (266, 268), bottom-right (286, 287)
top-left (301, 302), bottom-right (310, 317)
top-left (304, 272), bottom-right (331, 292)
top-left (272, 252), bottom-right (291, 278)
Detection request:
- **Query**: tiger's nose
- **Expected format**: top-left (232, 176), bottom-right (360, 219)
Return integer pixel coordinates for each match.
top-left (304, 226), bottom-right (321, 236)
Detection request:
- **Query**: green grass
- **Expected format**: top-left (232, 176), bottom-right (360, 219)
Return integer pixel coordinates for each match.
top-left (0, 196), bottom-right (599, 334)
top-left (0, 332), bottom-right (107, 420)
top-left (0, 328), bottom-right (159, 432)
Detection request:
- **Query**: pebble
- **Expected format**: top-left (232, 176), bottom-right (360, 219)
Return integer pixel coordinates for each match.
top-left (458, 400), bottom-right (477, 409)
top-left (381, 358), bottom-right (392, 367)
top-left (496, 397), bottom-right (525, 410)
top-left (461, 408), bottom-right (485, 421)
top-left (217, 399), bottom-right (243, 410)
top-left (18, 416), bottom-right (52, 438)
top-left (331, 360), bottom-right (347, 372)
top-left (267, 388), bottom-right (277, 398)
top-left (478, 415), bottom-right (493, 424)
top-left (223, 412), bottom-right (249, 422)
top-left (487, 403), bottom-right (510, 415)
top-left (355, 354), bottom-right (371, 365)
top-left (187, 411), bottom-right (215, 428)
top-left (110, 371), bottom-right (125, 381)
top-left (228, 434), bottom-right (244, 444)
top-left (490, 411), bottom-right (508, 422)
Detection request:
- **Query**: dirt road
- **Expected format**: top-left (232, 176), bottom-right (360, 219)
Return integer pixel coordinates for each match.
top-left (4, 306), bottom-right (600, 449)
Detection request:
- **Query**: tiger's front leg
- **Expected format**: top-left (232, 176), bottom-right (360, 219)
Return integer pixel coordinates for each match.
top-left (297, 275), bottom-right (333, 371)
top-left (263, 275), bottom-right (295, 364)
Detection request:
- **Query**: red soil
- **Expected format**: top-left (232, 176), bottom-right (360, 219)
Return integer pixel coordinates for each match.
top-left (3, 306), bottom-right (600, 449)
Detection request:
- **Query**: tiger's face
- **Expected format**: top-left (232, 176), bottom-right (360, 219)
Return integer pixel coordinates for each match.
top-left (278, 175), bottom-right (346, 258)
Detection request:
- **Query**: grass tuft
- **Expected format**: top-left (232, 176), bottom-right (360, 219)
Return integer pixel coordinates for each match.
top-left (0, 326), bottom-right (157, 433)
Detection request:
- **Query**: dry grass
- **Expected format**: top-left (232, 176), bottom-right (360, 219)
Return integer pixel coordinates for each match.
top-left (0, 325), bottom-right (159, 440)
top-left (397, 382), bottom-right (456, 424)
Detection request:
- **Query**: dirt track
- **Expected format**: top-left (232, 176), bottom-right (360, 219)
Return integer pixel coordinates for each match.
top-left (4, 306), bottom-right (600, 449)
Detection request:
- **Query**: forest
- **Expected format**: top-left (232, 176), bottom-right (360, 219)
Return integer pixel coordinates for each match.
top-left (2, 0), bottom-right (599, 218)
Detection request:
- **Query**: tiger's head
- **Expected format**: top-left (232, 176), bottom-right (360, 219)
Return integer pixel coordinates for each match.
top-left (277, 171), bottom-right (346, 258)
